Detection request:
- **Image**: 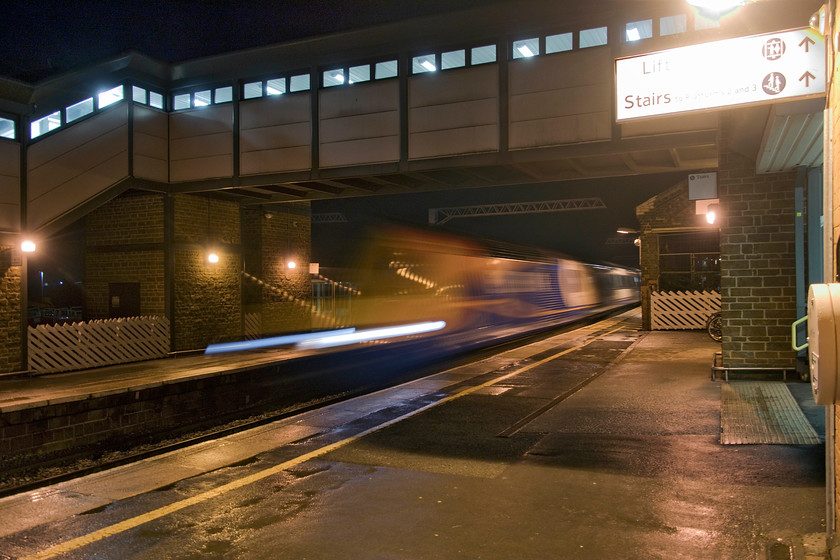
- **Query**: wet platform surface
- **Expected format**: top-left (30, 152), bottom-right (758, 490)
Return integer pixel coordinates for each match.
top-left (0, 309), bottom-right (828, 560)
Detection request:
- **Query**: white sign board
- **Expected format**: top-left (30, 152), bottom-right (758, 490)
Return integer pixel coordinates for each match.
top-left (616, 27), bottom-right (825, 121)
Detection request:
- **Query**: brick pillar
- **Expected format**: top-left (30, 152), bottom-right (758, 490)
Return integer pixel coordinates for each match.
top-left (0, 245), bottom-right (23, 373)
top-left (242, 203), bottom-right (312, 335)
top-left (171, 194), bottom-right (242, 351)
top-left (718, 114), bottom-right (797, 369)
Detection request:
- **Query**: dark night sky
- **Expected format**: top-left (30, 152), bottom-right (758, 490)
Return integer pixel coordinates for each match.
top-left (2, 0), bottom-right (679, 270)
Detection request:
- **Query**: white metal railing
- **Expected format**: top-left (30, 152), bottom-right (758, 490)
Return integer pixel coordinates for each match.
top-left (650, 290), bottom-right (721, 330)
top-left (28, 316), bottom-right (170, 374)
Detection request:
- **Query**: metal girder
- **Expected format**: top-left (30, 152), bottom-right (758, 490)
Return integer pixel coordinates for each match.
top-left (428, 197), bottom-right (606, 226)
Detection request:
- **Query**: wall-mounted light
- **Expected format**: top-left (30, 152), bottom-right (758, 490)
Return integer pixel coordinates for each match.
top-left (286, 260), bottom-right (297, 270)
top-left (21, 240), bottom-right (36, 253)
top-left (810, 5), bottom-right (827, 36)
top-left (208, 252), bottom-right (219, 264)
top-left (705, 203), bottom-right (719, 225)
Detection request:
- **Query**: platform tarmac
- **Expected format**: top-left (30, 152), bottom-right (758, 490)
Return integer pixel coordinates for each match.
top-left (0, 309), bottom-right (829, 559)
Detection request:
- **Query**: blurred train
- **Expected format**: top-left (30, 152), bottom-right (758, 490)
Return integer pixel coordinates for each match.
top-left (339, 223), bottom-right (639, 353)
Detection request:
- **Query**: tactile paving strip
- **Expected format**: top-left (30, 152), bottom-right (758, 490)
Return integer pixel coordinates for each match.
top-left (720, 381), bottom-right (821, 445)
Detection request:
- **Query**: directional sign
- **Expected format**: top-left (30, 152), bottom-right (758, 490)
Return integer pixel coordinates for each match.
top-left (616, 27), bottom-right (825, 121)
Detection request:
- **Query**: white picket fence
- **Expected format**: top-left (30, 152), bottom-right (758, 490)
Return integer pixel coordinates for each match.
top-left (28, 316), bottom-right (170, 374)
top-left (650, 290), bottom-right (721, 330)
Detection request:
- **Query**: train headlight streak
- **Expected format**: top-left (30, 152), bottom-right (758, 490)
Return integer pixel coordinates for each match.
top-left (297, 321), bottom-right (446, 349)
top-left (204, 328), bottom-right (357, 354)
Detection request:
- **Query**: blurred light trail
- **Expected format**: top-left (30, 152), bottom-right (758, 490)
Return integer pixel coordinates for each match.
top-left (205, 328), bottom-right (357, 354)
top-left (297, 321), bottom-right (446, 349)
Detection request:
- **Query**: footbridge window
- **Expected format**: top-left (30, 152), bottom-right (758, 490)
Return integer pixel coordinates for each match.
top-left (30, 84), bottom-right (129, 140)
top-left (411, 44), bottom-right (497, 75)
top-left (243, 73), bottom-right (310, 99)
top-left (0, 117), bottom-right (15, 140)
top-left (132, 86), bottom-right (165, 109)
top-left (173, 85), bottom-right (234, 110)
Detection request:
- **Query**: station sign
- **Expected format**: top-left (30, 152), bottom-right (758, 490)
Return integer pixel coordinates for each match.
top-left (615, 27), bottom-right (825, 122)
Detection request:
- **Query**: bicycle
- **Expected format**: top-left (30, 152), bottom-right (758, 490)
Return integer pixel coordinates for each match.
top-left (706, 311), bottom-right (722, 342)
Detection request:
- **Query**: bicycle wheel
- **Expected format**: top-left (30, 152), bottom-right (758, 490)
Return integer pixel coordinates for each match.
top-left (706, 313), bottom-right (722, 342)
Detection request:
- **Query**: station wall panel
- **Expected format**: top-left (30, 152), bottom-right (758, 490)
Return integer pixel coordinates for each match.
top-left (133, 104), bottom-right (169, 183)
top-left (0, 141), bottom-right (20, 232)
top-left (240, 94), bottom-right (311, 175)
top-left (319, 80), bottom-right (399, 168)
top-left (408, 64), bottom-right (499, 160)
top-left (27, 105), bottom-right (129, 231)
top-left (169, 104), bottom-right (233, 182)
top-left (509, 48), bottom-right (611, 149)
top-left (620, 111), bottom-right (719, 137)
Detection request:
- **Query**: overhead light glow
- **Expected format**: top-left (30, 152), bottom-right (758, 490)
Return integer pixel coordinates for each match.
top-left (208, 253), bottom-right (219, 263)
top-left (705, 204), bottom-right (719, 225)
top-left (297, 321), bottom-right (446, 349)
top-left (685, 0), bottom-right (750, 12)
top-left (21, 240), bottom-right (36, 253)
top-left (421, 60), bottom-right (436, 72)
top-left (517, 45), bottom-right (535, 57)
top-left (287, 261), bottom-right (297, 269)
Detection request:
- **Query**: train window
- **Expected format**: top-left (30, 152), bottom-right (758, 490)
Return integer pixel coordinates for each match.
top-left (194, 90), bottom-right (211, 107)
top-left (173, 93), bottom-right (191, 110)
top-left (290, 73), bottom-right (310, 92)
top-left (98, 85), bottom-right (123, 109)
top-left (323, 68), bottom-right (345, 87)
top-left (349, 64), bottom-right (370, 83)
top-left (546, 33), bottom-right (573, 53)
top-left (132, 86), bottom-right (147, 104)
top-left (31, 111), bottom-right (61, 139)
top-left (513, 38), bottom-right (539, 58)
top-left (580, 26), bottom-right (608, 48)
top-left (413, 54), bottom-right (437, 73)
top-left (149, 91), bottom-right (164, 109)
top-left (375, 60), bottom-right (398, 79)
top-left (0, 117), bottom-right (14, 139)
top-left (243, 82), bottom-right (263, 99)
top-left (626, 20), bottom-right (652, 42)
top-left (442, 49), bottom-right (466, 70)
top-left (215, 86), bottom-right (233, 103)
top-left (660, 14), bottom-right (687, 36)
top-left (266, 78), bottom-right (285, 95)
top-left (471, 45), bottom-right (496, 65)
top-left (66, 98), bottom-right (93, 122)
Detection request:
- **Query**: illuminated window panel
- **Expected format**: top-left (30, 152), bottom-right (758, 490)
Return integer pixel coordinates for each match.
top-left (375, 60), bottom-right (398, 79)
top-left (31, 111), bottom-right (61, 139)
top-left (546, 33), bottom-right (573, 53)
top-left (215, 86), bottom-right (232, 103)
top-left (266, 78), bottom-right (285, 95)
top-left (471, 45), bottom-right (496, 65)
top-left (442, 49), bottom-right (465, 69)
top-left (348, 64), bottom-right (370, 83)
top-left (97, 85), bottom-right (124, 109)
top-left (290, 74), bottom-right (310, 92)
top-left (323, 68), bottom-right (345, 87)
top-left (173, 93), bottom-right (191, 110)
top-left (0, 117), bottom-right (15, 139)
top-left (412, 54), bottom-right (436, 73)
top-left (580, 26), bottom-right (608, 48)
top-left (149, 92), bottom-right (164, 109)
top-left (194, 90), bottom-right (211, 107)
top-left (695, 13), bottom-right (720, 30)
top-left (513, 38), bottom-right (539, 59)
top-left (660, 14), bottom-right (687, 36)
top-left (66, 98), bottom-right (94, 122)
top-left (243, 82), bottom-right (263, 99)
top-left (132, 86), bottom-right (147, 104)
top-left (626, 20), bottom-right (652, 41)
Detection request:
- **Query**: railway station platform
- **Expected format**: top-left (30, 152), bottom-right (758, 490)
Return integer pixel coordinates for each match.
top-left (0, 308), bottom-right (829, 559)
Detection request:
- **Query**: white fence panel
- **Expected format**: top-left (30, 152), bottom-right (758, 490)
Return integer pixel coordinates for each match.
top-left (650, 290), bottom-right (720, 330)
top-left (28, 316), bottom-right (170, 374)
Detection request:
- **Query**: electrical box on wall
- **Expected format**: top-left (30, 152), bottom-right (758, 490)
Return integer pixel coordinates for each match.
top-left (808, 284), bottom-right (840, 405)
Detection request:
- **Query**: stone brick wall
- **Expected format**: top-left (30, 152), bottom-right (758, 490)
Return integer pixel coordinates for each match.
top-left (718, 116), bottom-right (797, 369)
top-left (172, 194), bottom-right (242, 351)
top-left (0, 246), bottom-right (22, 373)
top-left (85, 194), bottom-right (165, 320)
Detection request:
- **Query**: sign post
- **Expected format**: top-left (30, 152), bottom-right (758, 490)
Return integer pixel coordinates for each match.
top-left (615, 27), bottom-right (825, 122)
